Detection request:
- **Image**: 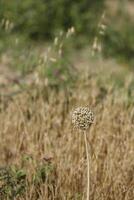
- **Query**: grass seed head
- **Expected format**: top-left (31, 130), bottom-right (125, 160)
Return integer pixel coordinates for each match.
top-left (72, 107), bottom-right (94, 130)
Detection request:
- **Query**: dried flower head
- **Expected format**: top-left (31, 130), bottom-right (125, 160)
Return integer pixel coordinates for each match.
top-left (72, 107), bottom-right (94, 130)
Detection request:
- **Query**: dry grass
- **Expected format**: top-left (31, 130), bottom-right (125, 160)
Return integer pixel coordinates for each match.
top-left (0, 61), bottom-right (134, 200)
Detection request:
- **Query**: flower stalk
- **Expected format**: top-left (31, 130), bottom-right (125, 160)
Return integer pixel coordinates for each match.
top-left (72, 107), bottom-right (94, 200)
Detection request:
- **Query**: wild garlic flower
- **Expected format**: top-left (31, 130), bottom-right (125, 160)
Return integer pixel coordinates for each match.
top-left (72, 107), bottom-right (94, 130)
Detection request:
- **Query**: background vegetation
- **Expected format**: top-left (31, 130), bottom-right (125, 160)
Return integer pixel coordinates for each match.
top-left (0, 0), bottom-right (134, 66)
top-left (0, 0), bottom-right (105, 39)
top-left (0, 1), bottom-right (134, 199)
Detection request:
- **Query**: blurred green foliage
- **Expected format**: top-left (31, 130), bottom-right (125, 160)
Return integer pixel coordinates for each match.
top-left (37, 31), bottom-right (77, 88)
top-left (103, 15), bottom-right (134, 66)
top-left (0, 163), bottom-right (56, 199)
top-left (0, 167), bottom-right (26, 199)
top-left (0, 0), bottom-right (134, 66)
top-left (0, 0), bottom-right (105, 39)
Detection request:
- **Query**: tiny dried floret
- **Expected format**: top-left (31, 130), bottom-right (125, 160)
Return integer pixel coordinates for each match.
top-left (72, 107), bottom-right (94, 130)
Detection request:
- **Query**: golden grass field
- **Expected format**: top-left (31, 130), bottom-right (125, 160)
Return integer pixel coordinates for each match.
top-left (0, 57), bottom-right (134, 200)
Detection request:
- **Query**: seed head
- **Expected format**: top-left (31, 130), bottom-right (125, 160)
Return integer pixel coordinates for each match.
top-left (72, 107), bottom-right (94, 130)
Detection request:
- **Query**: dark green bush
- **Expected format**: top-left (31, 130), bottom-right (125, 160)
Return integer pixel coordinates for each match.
top-left (0, 0), bottom-right (105, 39)
top-left (103, 16), bottom-right (134, 66)
top-left (0, 1), bottom-right (134, 65)
top-left (0, 167), bottom-right (26, 199)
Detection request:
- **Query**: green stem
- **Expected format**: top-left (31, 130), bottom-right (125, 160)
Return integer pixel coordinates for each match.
top-left (84, 131), bottom-right (90, 200)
